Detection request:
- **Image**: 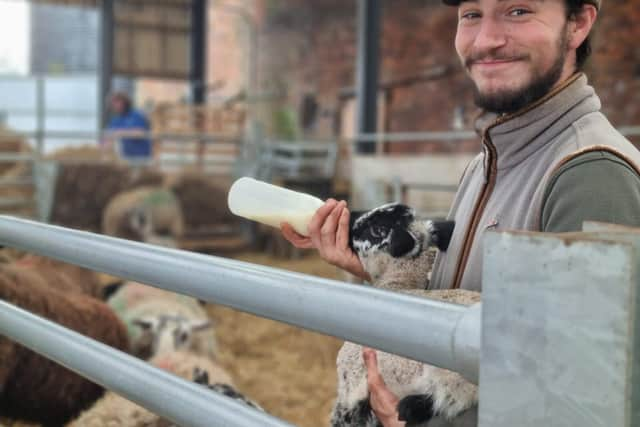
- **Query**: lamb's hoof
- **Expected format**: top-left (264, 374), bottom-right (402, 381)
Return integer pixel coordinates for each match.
top-left (397, 394), bottom-right (435, 425)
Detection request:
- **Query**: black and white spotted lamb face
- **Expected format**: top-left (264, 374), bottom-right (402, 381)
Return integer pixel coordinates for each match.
top-left (349, 203), bottom-right (454, 289)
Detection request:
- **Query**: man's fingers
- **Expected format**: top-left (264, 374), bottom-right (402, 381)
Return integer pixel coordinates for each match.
top-left (320, 202), bottom-right (345, 241)
top-left (308, 199), bottom-right (338, 235)
top-left (281, 223), bottom-right (313, 249)
top-left (308, 199), bottom-right (338, 249)
top-left (336, 206), bottom-right (351, 250)
top-left (363, 348), bottom-right (385, 389)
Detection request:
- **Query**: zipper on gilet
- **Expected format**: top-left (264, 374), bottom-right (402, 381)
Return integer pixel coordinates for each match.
top-left (450, 134), bottom-right (498, 289)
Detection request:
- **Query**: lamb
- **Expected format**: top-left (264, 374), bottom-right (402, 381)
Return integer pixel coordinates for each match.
top-left (67, 350), bottom-right (263, 427)
top-left (102, 186), bottom-right (185, 246)
top-left (331, 203), bottom-right (480, 427)
top-left (107, 281), bottom-right (216, 359)
top-left (0, 263), bottom-right (129, 426)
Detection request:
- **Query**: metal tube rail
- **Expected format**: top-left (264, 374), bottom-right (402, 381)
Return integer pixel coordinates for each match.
top-left (0, 131), bottom-right (243, 143)
top-left (354, 131), bottom-right (477, 143)
top-left (0, 216), bottom-right (481, 383)
top-left (403, 182), bottom-right (459, 193)
top-left (0, 301), bottom-right (293, 427)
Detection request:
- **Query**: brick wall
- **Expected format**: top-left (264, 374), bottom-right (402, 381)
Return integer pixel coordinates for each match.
top-left (209, 0), bottom-right (640, 149)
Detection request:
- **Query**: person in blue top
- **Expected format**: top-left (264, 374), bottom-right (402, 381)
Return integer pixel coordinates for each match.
top-left (103, 91), bottom-right (152, 164)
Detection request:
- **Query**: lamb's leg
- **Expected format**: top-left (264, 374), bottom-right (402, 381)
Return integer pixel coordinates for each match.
top-left (207, 383), bottom-right (263, 411)
top-left (397, 367), bottom-right (477, 424)
top-left (330, 399), bottom-right (383, 427)
top-left (397, 394), bottom-right (435, 425)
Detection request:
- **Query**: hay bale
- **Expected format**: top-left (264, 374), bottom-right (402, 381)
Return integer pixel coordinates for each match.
top-left (0, 126), bottom-right (34, 216)
top-left (50, 161), bottom-right (164, 232)
top-left (50, 162), bottom-right (130, 231)
top-left (46, 145), bottom-right (114, 163)
top-left (128, 168), bottom-right (164, 188)
top-left (0, 162), bottom-right (35, 217)
top-left (0, 126), bottom-right (31, 176)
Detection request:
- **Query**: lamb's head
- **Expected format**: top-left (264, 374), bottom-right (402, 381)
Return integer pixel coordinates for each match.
top-left (349, 203), bottom-right (454, 289)
top-left (132, 314), bottom-right (211, 357)
top-left (128, 206), bottom-right (178, 248)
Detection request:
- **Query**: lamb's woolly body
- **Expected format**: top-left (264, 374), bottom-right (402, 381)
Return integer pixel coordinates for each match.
top-left (108, 282), bottom-right (216, 358)
top-left (67, 351), bottom-right (234, 427)
top-left (333, 204), bottom-right (479, 427)
top-left (0, 266), bottom-right (128, 425)
top-left (102, 186), bottom-right (184, 243)
top-left (333, 290), bottom-right (480, 427)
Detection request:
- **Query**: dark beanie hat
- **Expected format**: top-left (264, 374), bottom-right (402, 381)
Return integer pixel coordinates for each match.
top-left (442, 0), bottom-right (601, 9)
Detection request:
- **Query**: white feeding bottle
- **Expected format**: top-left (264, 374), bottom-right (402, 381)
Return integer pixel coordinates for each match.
top-left (228, 177), bottom-right (324, 236)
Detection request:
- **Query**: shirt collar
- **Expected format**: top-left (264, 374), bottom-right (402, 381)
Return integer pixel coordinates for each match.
top-left (474, 73), bottom-right (601, 171)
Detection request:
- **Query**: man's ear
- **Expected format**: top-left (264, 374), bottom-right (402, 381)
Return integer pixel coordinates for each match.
top-left (430, 221), bottom-right (455, 252)
top-left (567, 4), bottom-right (597, 51)
top-left (389, 227), bottom-right (418, 258)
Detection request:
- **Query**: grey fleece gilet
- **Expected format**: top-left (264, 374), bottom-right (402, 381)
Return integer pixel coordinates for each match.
top-left (430, 73), bottom-right (640, 291)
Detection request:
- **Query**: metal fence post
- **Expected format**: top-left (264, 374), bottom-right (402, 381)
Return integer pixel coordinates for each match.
top-left (480, 230), bottom-right (640, 427)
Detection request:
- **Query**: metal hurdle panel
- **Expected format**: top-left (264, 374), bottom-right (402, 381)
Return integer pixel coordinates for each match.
top-left (0, 216), bottom-right (481, 426)
top-left (2, 216), bottom-right (640, 426)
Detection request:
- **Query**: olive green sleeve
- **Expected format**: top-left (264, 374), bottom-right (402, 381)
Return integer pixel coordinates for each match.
top-left (541, 151), bottom-right (640, 233)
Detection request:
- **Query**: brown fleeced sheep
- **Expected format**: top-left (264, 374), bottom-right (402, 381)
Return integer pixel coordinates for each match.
top-left (14, 255), bottom-right (104, 298)
top-left (0, 265), bottom-right (129, 426)
top-left (102, 186), bottom-right (185, 245)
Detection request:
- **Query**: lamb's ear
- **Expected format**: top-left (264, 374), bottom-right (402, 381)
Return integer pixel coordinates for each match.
top-left (132, 317), bottom-right (158, 331)
top-left (389, 227), bottom-right (418, 258)
top-left (348, 210), bottom-right (367, 250)
top-left (190, 319), bottom-right (212, 332)
top-left (102, 282), bottom-right (123, 300)
top-left (192, 367), bottom-right (209, 384)
top-left (430, 220), bottom-right (455, 252)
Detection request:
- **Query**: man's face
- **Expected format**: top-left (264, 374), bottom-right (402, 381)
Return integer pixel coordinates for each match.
top-left (110, 96), bottom-right (126, 115)
top-left (455, 0), bottom-right (574, 113)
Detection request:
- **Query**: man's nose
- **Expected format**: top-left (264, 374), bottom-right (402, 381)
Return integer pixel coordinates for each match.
top-left (473, 17), bottom-right (508, 52)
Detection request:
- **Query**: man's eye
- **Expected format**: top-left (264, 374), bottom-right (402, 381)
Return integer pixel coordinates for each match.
top-left (509, 8), bottom-right (531, 17)
top-left (460, 11), bottom-right (481, 20)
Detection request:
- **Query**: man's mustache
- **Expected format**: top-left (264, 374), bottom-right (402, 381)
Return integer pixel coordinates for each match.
top-left (465, 52), bottom-right (529, 68)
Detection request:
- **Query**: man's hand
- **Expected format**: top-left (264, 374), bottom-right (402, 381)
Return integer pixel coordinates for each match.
top-left (281, 199), bottom-right (369, 280)
top-left (363, 348), bottom-right (406, 427)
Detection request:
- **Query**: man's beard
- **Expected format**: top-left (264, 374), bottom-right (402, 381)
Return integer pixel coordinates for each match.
top-left (469, 30), bottom-right (568, 114)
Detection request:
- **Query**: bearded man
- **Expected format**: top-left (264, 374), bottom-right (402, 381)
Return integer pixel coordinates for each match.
top-left (282, 1), bottom-right (640, 425)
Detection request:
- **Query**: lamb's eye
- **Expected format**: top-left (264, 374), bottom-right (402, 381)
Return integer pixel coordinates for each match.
top-left (174, 329), bottom-right (189, 344)
top-left (370, 226), bottom-right (388, 238)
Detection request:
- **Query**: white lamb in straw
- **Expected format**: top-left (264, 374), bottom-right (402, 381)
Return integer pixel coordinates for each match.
top-left (107, 281), bottom-right (216, 359)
